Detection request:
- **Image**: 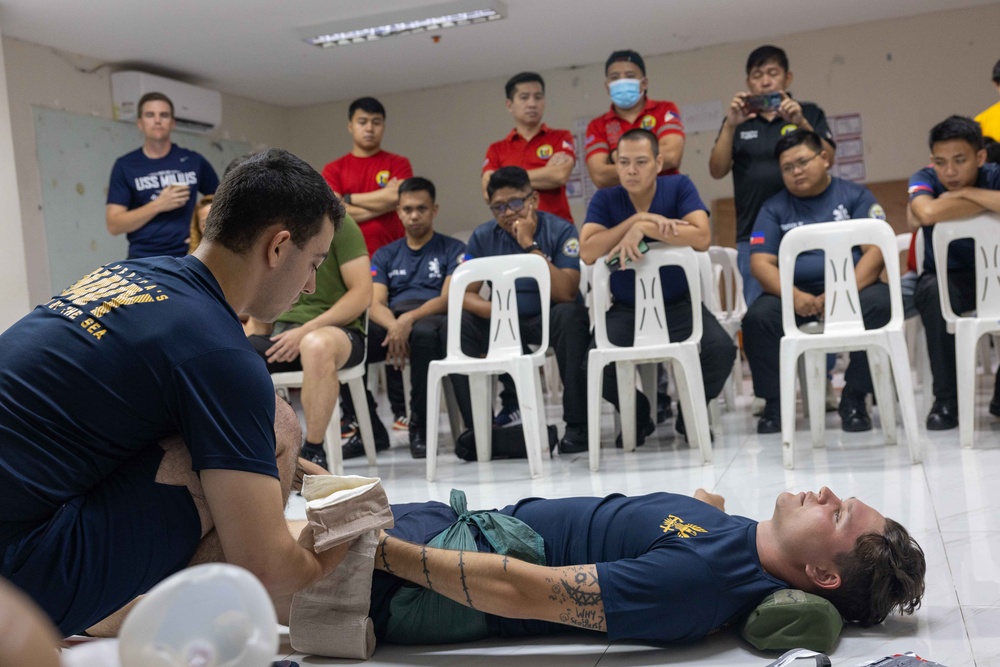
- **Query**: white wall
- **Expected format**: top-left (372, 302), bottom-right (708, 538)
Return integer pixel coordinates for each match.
top-left (287, 3), bottom-right (1000, 236)
top-left (0, 26), bottom-right (30, 330)
top-left (1, 37), bottom-right (292, 307)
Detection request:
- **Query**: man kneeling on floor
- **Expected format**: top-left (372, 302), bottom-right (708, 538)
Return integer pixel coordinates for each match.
top-left (0, 150), bottom-right (350, 637)
top-left (367, 487), bottom-right (924, 644)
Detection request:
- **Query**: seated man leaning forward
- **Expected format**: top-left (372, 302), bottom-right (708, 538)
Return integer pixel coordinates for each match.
top-left (579, 128), bottom-right (737, 444)
top-left (246, 210), bottom-right (388, 468)
top-left (454, 166), bottom-right (591, 454)
top-left (370, 487), bottom-right (925, 644)
top-left (0, 149), bottom-right (350, 637)
top-left (742, 129), bottom-right (890, 435)
top-left (369, 176), bottom-right (467, 459)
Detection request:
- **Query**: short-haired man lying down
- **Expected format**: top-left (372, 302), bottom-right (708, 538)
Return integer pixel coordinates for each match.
top-left (368, 487), bottom-right (925, 645)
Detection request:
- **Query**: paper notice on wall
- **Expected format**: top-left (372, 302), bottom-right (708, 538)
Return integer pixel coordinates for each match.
top-left (828, 113), bottom-right (865, 182)
top-left (679, 100), bottom-right (724, 135)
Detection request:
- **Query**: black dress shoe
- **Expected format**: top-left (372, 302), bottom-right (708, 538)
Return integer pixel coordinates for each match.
top-left (674, 408), bottom-right (714, 443)
top-left (556, 426), bottom-right (588, 454)
top-left (926, 399), bottom-right (958, 430)
top-left (342, 431), bottom-right (390, 459)
top-left (838, 398), bottom-right (872, 433)
top-left (616, 419), bottom-right (656, 448)
top-left (409, 431), bottom-right (427, 459)
top-left (757, 400), bottom-right (781, 434)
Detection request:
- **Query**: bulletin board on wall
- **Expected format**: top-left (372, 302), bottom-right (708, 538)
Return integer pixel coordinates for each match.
top-left (33, 106), bottom-right (252, 293)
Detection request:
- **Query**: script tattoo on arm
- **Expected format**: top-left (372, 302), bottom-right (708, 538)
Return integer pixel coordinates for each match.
top-left (420, 545), bottom-right (433, 590)
top-left (458, 550), bottom-right (476, 610)
top-left (545, 565), bottom-right (606, 632)
top-left (377, 535), bottom-right (394, 575)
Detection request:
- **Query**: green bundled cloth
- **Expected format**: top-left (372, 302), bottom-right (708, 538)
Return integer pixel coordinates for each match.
top-left (385, 489), bottom-right (546, 644)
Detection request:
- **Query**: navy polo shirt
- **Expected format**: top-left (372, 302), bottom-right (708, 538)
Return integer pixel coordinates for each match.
top-left (750, 177), bottom-right (883, 295)
top-left (371, 233), bottom-right (467, 306)
top-left (585, 175), bottom-right (708, 304)
top-left (464, 210), bottom-right (580, 316)
top-left (908, 162), bottom-right (1000, 273)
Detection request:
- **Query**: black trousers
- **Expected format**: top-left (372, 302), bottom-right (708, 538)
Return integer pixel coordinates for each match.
top-left (599, 298), bottom-right (736, 421)
top-left (913, 270), bottom-right (997, 402)
top-left (451, 302), bottom-right (591, 433)
top-left (344, 301), bottom-right (448, 435)
top-left (742, 283), bottom-right (891, 401)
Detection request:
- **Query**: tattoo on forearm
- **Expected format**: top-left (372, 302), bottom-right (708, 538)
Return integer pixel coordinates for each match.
top-left (561, 578), bottom-right (602, 606)
top-left (378, 535), bottom-right (394, 574)
top-left (420, 545), bottom-right (433, 590)
top-left (457, 550), bottom-right (476, 610)
top-left (502, 555), bottom-right (509, 572)
top-left (548, 567), bottom-right (606, 632)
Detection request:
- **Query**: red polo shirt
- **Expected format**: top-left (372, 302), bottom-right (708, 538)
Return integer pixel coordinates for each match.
top-left (321, 150), bottom-right (413, 256)
top-left (585, 98), bottom-right (684, 175)
top-left (483, 124), bottom-right (576, 222)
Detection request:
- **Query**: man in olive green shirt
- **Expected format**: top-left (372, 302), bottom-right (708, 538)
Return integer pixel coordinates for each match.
top-left (246, 215), bottom-right (383, 467)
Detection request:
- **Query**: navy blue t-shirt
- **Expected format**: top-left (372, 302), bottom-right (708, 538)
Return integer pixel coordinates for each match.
top-left (107, 144), bottom-right (219, 258)
top-left (493, 493), bottom-right (787, 643)
top-left (908, 162), bottom-right (1000, 273)
top-left (371, 233), bottom-right (467, 306)
top-left (586, 175), bottom-right (708, 304)
top-left (465, 210), bottom-right (580, 316)
top-left (750, 177), bottom-right (884, 295)
top-left (0, 256), bottom-right (278, 537)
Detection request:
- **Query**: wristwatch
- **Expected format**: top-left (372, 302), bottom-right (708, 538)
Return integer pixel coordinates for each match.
top-left (523, 241), bottom-right (540, 253)
top-left (343, 193), bottom-right (352, 205)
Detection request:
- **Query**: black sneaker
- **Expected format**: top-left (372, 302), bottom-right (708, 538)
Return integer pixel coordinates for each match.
top-left (342, 431), bottom-right (391, 459)
top-left (300, 442), bottom-right (328, 470)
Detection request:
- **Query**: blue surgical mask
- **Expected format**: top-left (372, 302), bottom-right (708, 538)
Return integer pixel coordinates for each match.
top-left (609, 78), bottom-right (642, 108)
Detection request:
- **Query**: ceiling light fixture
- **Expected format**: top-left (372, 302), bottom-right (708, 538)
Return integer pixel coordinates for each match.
top-left (299, 0), bottom-right (507, 48)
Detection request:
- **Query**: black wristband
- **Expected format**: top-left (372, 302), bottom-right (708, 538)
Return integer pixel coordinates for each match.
top-left (344, 193), bottom-right (352, 205)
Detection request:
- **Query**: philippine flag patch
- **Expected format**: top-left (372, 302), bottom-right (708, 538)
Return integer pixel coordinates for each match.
top-left (750, 232), bottom-right (765, 246)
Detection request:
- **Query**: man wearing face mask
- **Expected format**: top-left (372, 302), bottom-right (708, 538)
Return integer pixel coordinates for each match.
top-left (585, 50), bottom-right (685, 189)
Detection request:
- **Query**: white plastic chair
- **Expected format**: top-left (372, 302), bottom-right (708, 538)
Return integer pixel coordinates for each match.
top-left (271, 313), bottom-right (378, 476)
top-left (587, 244), bottom-right (713, 471)
top-left (931, 212), bottom-right (1000, 448)
top-left (708, 246), bottom-right (747, 411)
top-left (425, 255), bottom-right (551, 481)
top-left (778, 219), bottom-right (922, 469)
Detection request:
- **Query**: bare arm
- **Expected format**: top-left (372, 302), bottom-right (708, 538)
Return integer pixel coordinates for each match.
top-left (201, 470), bottom-right (350, 597)
top-left (945, 187), bottom-right (1000, 213)
top-left (463, 281), bottom-right (492, 319)
top-left (854, 244), bottom-right (884, 291)
top-left (581, 211), bottom-right (709, 267)
top-left (751, 252), bottom-right (824, 317)
top-left (709, 93), bottom-right (752, 179)
top-left (333, 180), bottom-right (402, 223)
top-left (375, 533), bottom-right (606, 632)
top-left (586, 153), bottom-right (620, 189)
top-left (527, 152), bottom-right (575, 191)
top-left (481, 170), bottom-right (494, 202)
top-left (264, 256), bottom-right (373, 364)
top-left (658, 134), bottom-right (685, 173)
top-left (908, 194), bottom-right (984, 226)
top-left (381, 277), bottom-right (453, 367)
top-left (105, 185), bottom-right (189, 235)
top-left (368, 283), bottom-right (396, 330)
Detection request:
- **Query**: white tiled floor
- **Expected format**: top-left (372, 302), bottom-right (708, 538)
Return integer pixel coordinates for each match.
top-left (277, 367), bottom-right (1000, 667)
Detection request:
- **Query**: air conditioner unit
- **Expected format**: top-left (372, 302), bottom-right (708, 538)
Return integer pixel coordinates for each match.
top-left (111, 71), bottom-right (222, 134)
